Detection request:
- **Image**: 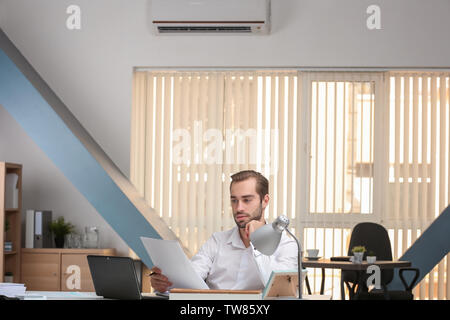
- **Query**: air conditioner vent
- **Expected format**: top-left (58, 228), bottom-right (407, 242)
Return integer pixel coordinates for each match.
top-left (157, 26), bottom-right (253, 33)
top-left (151, 0), bottom-right (271, 35)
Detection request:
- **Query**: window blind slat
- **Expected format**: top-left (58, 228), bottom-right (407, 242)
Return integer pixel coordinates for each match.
top-left (420, 76), bottom-right (428, 228)
top-left (172, 76), bottom-right (181, 235)
top-left (429, 76), bottom-right (437, 224)
top-left (188, 75), bottom-right (199, 250)
top-left (277, 76), bottom-right (285, 217)
top-left (394, 76), bottom-right (401, 227)
top-left (154, 76), bottom-right (163, 214)
top-left (163, 76), bottom-right (172, 223)
top-left (269, 76), bottom-right (277, 221)
top-left (179, 76), bottom-right (189, 245)
top-left (412, 76), bottom-right (419, 228)
top-left (215, 74), bottom-right (225, 233)
top-left (402, 77), bottom-right (410, 224)
top-left (223, 74), bottom-right (233, 231)
top-left (249, 75), bottom-right (258, 172)
top-left (287, 76), bottom-right (294, 219)
top-left (144, 74), bottom-right (155, 205)
top-left (197, 75), bottom-right (207, 248)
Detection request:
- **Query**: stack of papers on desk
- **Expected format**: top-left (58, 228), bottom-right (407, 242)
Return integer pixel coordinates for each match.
top-left (0, 283), bottom-right (26, 298)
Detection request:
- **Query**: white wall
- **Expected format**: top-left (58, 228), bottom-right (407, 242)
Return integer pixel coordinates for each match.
top-left (0, 0), bottom-right (449, 255)
top-left (0, 105), bottom-right (130, 254)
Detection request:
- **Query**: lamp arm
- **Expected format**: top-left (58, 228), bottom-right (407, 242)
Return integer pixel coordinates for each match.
top-left (286, 228), bottom-right (303, 299)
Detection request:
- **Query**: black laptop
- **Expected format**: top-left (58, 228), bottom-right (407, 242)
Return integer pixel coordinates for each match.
top-left (87, 255), bottom-right (167, 300)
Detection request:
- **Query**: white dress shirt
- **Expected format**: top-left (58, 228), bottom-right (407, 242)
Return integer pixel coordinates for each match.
top-left (190, 226), bottom-right (298, 290)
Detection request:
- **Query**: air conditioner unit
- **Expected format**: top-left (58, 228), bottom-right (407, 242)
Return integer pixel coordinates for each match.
top-left (151, 0), bottom-right (271, 35)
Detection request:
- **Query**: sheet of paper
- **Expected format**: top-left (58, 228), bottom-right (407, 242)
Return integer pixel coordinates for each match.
top-left (140, 237), bottom-right (209, 290)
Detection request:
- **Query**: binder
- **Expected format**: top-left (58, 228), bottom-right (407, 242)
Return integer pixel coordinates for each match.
top-left (5, 173), bottom-right (19, 209)
top-left (25, 210), bottom-right (53, 248)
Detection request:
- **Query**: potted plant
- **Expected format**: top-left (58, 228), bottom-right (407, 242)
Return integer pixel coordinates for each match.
top-left (49, 217), bottom-right (75, 248)
top-left (351, 245), bottom-right (366, 264)
top-left (366, 250), bottom-right (377, 264)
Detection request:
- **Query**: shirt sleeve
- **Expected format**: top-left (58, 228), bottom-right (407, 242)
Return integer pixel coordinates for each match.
top-left (190, 235), bottom-right (218, 281)
top-left (250, 234), bottom-right (299, 285)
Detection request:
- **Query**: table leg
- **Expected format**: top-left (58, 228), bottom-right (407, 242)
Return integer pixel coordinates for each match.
top-left (340, 276), bottom-right (345, 300)
top-left (320, 268), bottom-right (325, 295)
top-left (305, 275), bottom-right (312, 295)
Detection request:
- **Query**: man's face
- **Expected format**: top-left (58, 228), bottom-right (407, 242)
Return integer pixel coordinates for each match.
top-left (230, 178), bottom-right (266, 229)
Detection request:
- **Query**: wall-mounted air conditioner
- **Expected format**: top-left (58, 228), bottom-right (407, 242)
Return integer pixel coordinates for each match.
top-left (151, 0), bottom-right (271, 35)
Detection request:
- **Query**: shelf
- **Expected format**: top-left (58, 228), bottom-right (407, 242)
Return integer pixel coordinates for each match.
top-left (5, 163), bottom-right (22, 169)
top-left (1, 161), bottom-right (22, 283)
top-left (5, 209), bottom-right (20, 213)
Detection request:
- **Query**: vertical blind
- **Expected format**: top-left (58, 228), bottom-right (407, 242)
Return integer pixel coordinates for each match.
top-left (131, 70), bottom-right (449, 299)
top-left (386, 72), bottom-right (450, 300)
top-left (131, 71), bottom-right (299, 255)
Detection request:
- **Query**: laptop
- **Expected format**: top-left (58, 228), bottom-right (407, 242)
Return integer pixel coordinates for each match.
top-left (87, 255), bottom-right (167, 300)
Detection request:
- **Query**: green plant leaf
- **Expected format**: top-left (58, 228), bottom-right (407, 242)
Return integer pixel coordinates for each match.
top-left (49, 217), bottom-right (75, 238)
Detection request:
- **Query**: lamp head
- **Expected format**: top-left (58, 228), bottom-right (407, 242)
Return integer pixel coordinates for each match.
top-left (249, 215), bottom-right (290, 255)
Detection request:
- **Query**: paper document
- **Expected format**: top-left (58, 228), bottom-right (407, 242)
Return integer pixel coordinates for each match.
top-left (0, 283), bottom-right (26, 298)
top-left (140, 237), bottom-right (209, 290)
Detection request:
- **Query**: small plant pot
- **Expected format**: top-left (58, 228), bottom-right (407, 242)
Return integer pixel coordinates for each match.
top-left (352, 252), bottom-right (364, 264)
top-left (55, 236), bottom-right (65, 248)
top-left (367, 256), bottom-right (376, 264)
top-left (4, 273), bottom-right (14, 283)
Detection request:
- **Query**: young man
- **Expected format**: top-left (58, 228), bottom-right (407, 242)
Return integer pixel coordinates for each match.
top-left (150, 170), bottom-right (297, 292)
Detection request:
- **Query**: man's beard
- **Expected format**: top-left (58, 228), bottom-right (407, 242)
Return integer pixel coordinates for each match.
top-left (234, 203), bottom-right (263, 229)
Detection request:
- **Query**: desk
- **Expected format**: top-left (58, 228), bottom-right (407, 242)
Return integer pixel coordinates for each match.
top-left (22, 291), bottom-right (332, 300)
top-left (19, 291), bottom-right (104, 300)
top-left (302, 259), bottom-right (411, 299)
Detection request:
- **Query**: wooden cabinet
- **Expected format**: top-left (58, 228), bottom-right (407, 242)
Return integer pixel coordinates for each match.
top-left (21, 248), bottom-right (116, 291)
top-left (61, 253), bottom-right (96, 292)
top-left (21, 252), bottom-right (59, 291)
top-left (0, 162), bottom-right (22, 283)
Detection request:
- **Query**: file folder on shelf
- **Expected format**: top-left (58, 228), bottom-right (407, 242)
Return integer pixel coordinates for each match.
top-left (25, 210), bottom-right (53, 248)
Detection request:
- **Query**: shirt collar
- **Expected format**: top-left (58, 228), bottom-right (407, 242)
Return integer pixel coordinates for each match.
top-left (227, 226), bottom-right (246, 249)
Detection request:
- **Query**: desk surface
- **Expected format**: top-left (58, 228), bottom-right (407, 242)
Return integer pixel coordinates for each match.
top-left (302, 259), bottom-right (411, 270)
top-left (21, 291), bottom-right (104, 300)
top-left (23, 291), bottom-right (332, 300)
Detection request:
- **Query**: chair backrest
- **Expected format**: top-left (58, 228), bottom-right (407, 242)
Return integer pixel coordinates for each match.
top-left (343, 222), bottom-right (394, 284)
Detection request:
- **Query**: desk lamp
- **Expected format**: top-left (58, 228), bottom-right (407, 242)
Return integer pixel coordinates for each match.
top-left (249, 215), bottom-right (303, 299)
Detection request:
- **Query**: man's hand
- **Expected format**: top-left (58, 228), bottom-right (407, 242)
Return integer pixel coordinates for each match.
top-left (149, 266), bottom-right (172, 293)
top-left (245, 220), bottom-right (266, 240)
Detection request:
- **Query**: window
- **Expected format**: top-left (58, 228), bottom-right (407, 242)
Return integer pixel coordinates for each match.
top-left (131, 70), bottom-right (449, 299)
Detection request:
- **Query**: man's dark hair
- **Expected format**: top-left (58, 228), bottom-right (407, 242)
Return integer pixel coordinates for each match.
top-left (230, 170), bottom-right (269, 202)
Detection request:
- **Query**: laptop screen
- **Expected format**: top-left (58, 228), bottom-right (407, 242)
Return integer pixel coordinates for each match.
top-left (87, 255), bottom-right (143, 300)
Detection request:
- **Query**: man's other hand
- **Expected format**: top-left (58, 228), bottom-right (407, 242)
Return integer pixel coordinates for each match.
top-left (149, 266), bottom-right (172, 293)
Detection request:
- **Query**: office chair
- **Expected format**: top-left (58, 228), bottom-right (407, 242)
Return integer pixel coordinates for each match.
top-left (341, 222), bottom-right (419, 300)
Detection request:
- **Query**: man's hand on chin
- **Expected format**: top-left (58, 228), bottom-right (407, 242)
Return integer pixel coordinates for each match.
top-left (245, 220), bottom-right (266, 239)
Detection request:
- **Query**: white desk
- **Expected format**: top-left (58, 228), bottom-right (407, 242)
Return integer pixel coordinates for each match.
top-left (22, 291), bottom-right (331, 300)
top-left (20, 291), bottom-right (105, 300)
